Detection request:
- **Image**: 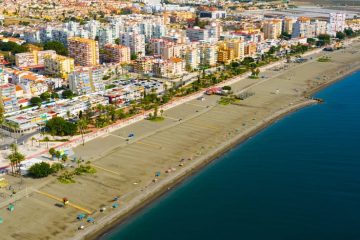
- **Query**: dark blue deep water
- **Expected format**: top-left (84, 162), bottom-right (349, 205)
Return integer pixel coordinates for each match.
top-left (101, 71), bottom-right (360, 240)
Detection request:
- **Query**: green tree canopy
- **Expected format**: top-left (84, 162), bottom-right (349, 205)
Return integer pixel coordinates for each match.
top-left (29, 162), bottom-right (54, 178)
top-left (62, 89), bottom-right (74, 99)
top-left (43, 41), bottom-right (68, 56)
top-left (40, 92), bottom-right (51, 101)
top-left (336, 31), bottom-right (346, 40)
top-left (30, 97), bottom-right (42, 107)
top-left (46, 117), bottom-right (77, 136)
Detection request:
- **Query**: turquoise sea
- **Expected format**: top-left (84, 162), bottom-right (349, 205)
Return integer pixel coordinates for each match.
top-left (101, 71), bottom-right (360, 240)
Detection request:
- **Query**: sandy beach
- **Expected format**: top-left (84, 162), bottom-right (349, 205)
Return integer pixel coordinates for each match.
top-left (1, 39), bottom-right (360, 240)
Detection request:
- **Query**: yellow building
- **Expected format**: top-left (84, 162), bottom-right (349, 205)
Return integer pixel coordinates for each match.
top-left (44, 55), bottom-right (75, 79)
top-left (283, 18), bottom-right (296, 34)
top-left (68, 37), bottom-right (99, 66)
top-left (262, 19), bottom-right (282, 40)
top-left (217, 38), bottom-right (244, 64)
top-left (217, 41), bottom-right (234, 64)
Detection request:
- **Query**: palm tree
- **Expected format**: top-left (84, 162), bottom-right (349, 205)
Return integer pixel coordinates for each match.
top-left (31, 137), bottom-right (36, 147)
top-left (7, 144), bottom-right (25, 175)
top-left (44, 136), bottom-right (50, 149)
top-left (77, 119), bottom-right (88, 146)
top-left (107, 105), bottom-right (116, 122)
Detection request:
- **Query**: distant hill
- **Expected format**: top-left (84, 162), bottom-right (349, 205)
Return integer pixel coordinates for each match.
top-left (292, 0), bottom-right (360, 6)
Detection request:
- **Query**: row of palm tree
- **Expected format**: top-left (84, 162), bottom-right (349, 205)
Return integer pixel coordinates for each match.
top-left (7, 144), bottom-right (25, 175)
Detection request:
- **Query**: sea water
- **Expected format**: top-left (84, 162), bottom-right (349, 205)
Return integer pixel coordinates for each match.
top-left (101, 71), bottom-right (360, 240)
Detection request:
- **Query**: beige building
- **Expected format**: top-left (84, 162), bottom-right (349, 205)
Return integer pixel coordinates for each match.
top-left (262, 20), bottom-right (282, 40)
top-left (68, 37), bottom-right (99, 66)
top-left (15, 50), bottom-right (56, 68)
top-left (283, 18), bottom-right (296, 34)
top-left (102, 44), bottom-right (131, 64)
top-left (44, 55), bottom-right (75, 79)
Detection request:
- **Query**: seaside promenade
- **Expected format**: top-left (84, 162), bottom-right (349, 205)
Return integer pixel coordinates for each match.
top-left (0, 39), bottom-right (360, 240)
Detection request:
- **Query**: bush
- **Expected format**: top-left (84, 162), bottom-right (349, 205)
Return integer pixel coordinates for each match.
top-left (51, 163), bottom-right (64, 173)
top-left (29, 162), bottom-right (54, 178)
top-left (73, 164), bottom-right (97, 175)
top-left (58, 171), bottom-right (75, 184)
top-left (222, 86), bottom-right (231, 91)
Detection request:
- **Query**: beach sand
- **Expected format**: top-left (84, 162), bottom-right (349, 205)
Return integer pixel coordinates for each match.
top-left (1, 39), bottom-right (360, 240)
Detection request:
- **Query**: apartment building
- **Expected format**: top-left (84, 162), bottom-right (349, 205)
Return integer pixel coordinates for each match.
top-left (199, 43), bottom-right (218, 67)
top-left (68, 67), bottom-right (104, 95)
top-left (244, 42), bottom-right (257, 57)
top-left (44, 55), bottom-right (75, 79)
top-left (15, 50), bottom-right (56, 68)
top-left (328, 13), bottom-right (346, 36)
top-left (0, 83), bottom-right (19, 113)
top-left (186, 27), bottom-right (209, 42)
top-left (102, 44), bottom-right (131, 64)
top-left (68, 37), bottom-right (100, 66)
top-left (152, 57), bottom-right (185, 78)
top-left (134, 57), bottom-right (154, 75)
top-left (184, 46), bottom-right (200, 70)
top-left (292, 17), bottom-right (315, 38)
top-left (283, 18), bottom-right (296, 34)
top-left (119, 32), bottom-right (146, 57)
top-left (262, 20), bottom-right (282, 40)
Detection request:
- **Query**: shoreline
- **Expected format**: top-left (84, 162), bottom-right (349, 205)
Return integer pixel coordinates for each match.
top-left (84, 101), bottom-right (320, 240)
top-left (81, 46), bottom-right (360, 240)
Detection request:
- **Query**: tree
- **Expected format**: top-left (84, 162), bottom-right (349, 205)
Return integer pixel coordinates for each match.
top-left (28, 162), bottom-right (54, 178)
top-left (49, 147), bottom-right (56, 158)
top-left (51, 92), bottom-right (59, 99)
top-left (62, 90), bottom-right (74, 99)
top-left (40, 92), bottom-right (51, 101)
top-left (46, 117), bottom-right (77, 136)
top-left (44, 136), bottom-right (50, 149)
top-left (131, 53), bottom-right (138, 60)
top-left (55, 151), bottom-right (61, 160)
top-left (336, 31), bottom-right (346, 40)
top-left (344, 28), bottom-right (354, 37)
top-left (317, 34), bottom-right (331, 46)
top-left (0, 99), bottom-right (4, 124)
top-left (30, 97), bottom-right (42, 107)
top-left (43, 41), bottom-right (68, 56)
top-left (61, 154), bottom-right (68, 163)
top-left (307, 38), bottom-right (316, 45)
top-left (31, 137), bottom-right (36, 147)
top-left (115, 38), bottom-right (120, 45)
top-left (7, 144), bottom-right (25, 175)
top-left (77, 119), bottom-right (88, 146)
top-left (280, 32), bottom-right (291, 40)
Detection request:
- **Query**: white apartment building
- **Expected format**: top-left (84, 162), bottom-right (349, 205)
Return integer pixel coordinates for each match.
top-left (186, 27), bottom-right (209, 42)
top-left (328, 13), bottom-right (346, 36)
top-left (119, 32), bottom-right (146, 57)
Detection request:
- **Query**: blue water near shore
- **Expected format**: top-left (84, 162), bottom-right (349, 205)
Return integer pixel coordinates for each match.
top-left (101, 71), bottom-right (360, 240)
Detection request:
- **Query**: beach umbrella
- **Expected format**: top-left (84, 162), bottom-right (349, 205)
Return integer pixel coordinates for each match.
top-left (112, 203), bottom-right (119, 209)
top-left (155, 172), bottom-right (161, 177)
top-left (8, 204), bottom-right (14, 212)
top-left (77, 213), bottom-right (86, 220)
top-left (87, 217), bottom-right (95, 223)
